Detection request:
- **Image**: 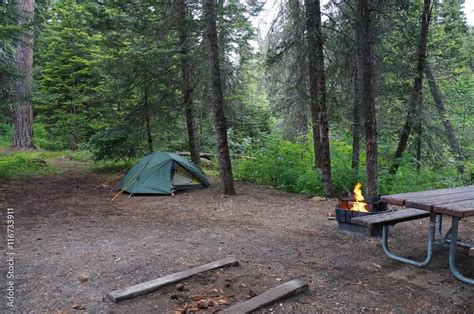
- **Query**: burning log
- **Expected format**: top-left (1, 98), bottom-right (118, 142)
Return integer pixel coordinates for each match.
top-left (335, 183), bottom-right (389, 237)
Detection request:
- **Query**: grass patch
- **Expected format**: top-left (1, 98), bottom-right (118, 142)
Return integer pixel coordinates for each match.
top-left (64, 150), bottom-right (93, 162)
top-left (89, 159), bottom-right (135, 173)
top-left (0, 150), bottom-right (64, 178)
top-left (0, 137), bottom-right (10, 149)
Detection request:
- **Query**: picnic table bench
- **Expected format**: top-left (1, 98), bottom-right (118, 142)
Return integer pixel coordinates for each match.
top-left (354, 185), bottom-right (474, 285)
top-left (352, 208), bottom-right (430, 227)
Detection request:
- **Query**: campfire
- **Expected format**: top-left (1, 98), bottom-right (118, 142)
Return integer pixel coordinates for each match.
top-left (335, 183), bottom-right (388, 237)
top-left (346, 183), bottom-right (368, 212)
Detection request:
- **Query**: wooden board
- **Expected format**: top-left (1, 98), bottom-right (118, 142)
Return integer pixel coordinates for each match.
top-left (432, 200), bottom-right (474, 218)
top-left (175, 151), bottom-right (213, 159)
top-left (351, 209), bottom-right (430, 227)
top-left (108, 257), bottom-right (239, 303)
top-left (380, 185), bottom-right (474, 206)
top-left (404, 191), bottom-right (474, 211)
top-left (222, 279), bottom-right (308, 314)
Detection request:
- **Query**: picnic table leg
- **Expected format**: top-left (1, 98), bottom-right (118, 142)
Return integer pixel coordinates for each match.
top-left (444, 232), bottom-right (474, 249)
top-left (381, 212), bottom-right (435, 267)
top-left (448, 216), bottom-right (474, 285)
top-left (442, 227), bottom-right (452, 243)
top-left (442, 217), bottom-right (473, 249)
top-left (436, 214), bottom-right (443, 237)
top-left (435, 214), bottom-right (448, 241)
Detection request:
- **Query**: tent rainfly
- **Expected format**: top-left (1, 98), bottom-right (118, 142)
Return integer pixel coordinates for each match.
top-left (117, 152), bottom-right (210, 195)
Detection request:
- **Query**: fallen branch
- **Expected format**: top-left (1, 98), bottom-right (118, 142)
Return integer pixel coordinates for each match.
top-left (175, 151), bottom-right (214, 159)
top-left (108, 257), bottom-right (239, 302)
top-left (222, 279), bottom-right (308, 313)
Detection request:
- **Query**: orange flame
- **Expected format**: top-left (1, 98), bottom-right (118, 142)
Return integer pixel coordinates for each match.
top-left (350, 183), bottom-right (368, 212)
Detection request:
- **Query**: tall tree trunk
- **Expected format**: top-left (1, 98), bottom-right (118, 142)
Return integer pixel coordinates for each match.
top-left (425, 63), bottom-right (464, 173)
top-left (11, 0), bottom-right (35, 149)
top-left (414, 93), bottom-right (423, 173)
top-left (313, 0), bottom-right (333, 197)
top-left (177, 0), bottom-right (200, 166)
top-left (359, 0), bottom-right (378, 199)
top-left (304, 0), bottom-right (322, 169)
top-left (351, 45), bottom-right (362, 171)
top-left (205, 0), bottom-right (236, 195)
top-left (415, 117), bottom-right (422, 173)
top-left (389, 0), bottom-right (431, 175)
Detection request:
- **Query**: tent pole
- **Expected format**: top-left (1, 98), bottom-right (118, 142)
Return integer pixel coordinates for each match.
top-left (111, 162), bottom-right (148, 201)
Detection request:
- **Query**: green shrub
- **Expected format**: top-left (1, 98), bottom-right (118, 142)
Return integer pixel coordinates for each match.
top-left (88, 126), bottom-right (140, 160)
top-left (234, 134), bottom-right (468, 197)
top-left (295, 171), bottom-right (323, 196)
top-left (234, 136), bottom-right (319, 193)
top-left (0, 124), bottom-right (12, 148)
top-left (378, 164), bottom-right (468, 195)
top-left (34, 124), bottom-right (63, 150)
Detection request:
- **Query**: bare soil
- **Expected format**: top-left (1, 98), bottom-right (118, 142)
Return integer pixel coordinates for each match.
top-left (0, 161), bottom-right (473, 313)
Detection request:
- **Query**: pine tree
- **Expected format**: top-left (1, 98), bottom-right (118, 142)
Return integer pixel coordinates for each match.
top-left (205, 0), bottom-right (236, 196)
top-left (359, 0), bottom-right (378, 199)
top-left (390, 0), bottom-right (432, 175)
top-left (11, 0), bottom-right (35, 149)
top-left (305, 0), bottom-right (333, 196)
top-left (177, 0), bottom-right (200, 166)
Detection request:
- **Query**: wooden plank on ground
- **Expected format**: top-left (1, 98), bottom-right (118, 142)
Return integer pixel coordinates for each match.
top-left (351, 208), bottom-right (430, 227)
top-left (432, 200), bottom-right (474, 218)
top-left (380, 185), bottom-right (474, 206)
top-left (404, 191), bottom-right (474, 211)
top-left (108, 257), bottom-right (239, 303)
top-left (222, 279), bottom-right (308, 314)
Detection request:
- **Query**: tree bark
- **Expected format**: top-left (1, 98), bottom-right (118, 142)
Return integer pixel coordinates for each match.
top-left (304, 0), bottom-right (322, 170)
top-left (415, 119), bottom-right (422, 173)
top-left (313, 0), bottom-right (333, 197)
top-left (11, 0), bottom-right (35, 149)
top-left (359, 0), bottom-right (378, 199)
top-left (351, 45), bottom-right (362, 171)
top-left (177, 0), bottom-right (200, 166)
top-left (414, 91), bottom-right (423, 173)
top-left (425, 63), bottom-right (464, 173)
top-left (390, 0), bottom-right (431, 175)
top-left (205, 0), bottom-right (236, 195)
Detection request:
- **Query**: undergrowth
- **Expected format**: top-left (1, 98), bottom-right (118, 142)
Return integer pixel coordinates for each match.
top-left (1, 123), bottom-right (470, 197)
top-left (89, 159), bottom-right (135, 173)
top-left (234, 135), bottom-right (471, 196)
top-left (0, 151), bottom-right (61, 178)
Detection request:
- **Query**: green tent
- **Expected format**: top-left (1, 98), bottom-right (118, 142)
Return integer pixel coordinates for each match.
top-left (117, 152), bottom-right (210, 195)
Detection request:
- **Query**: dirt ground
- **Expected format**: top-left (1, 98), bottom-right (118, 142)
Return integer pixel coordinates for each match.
top-left (0, 159), bottom-right (473, 313)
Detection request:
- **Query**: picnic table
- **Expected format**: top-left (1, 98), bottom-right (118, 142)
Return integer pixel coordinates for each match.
top-left (379, 185), bottom-right (473, 285)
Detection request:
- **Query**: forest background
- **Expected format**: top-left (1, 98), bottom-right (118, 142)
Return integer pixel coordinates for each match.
top-left (0, 0), bottom-right (473, 197)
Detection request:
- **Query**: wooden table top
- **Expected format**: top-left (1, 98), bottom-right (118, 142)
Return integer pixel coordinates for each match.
top-left (380, 185), bottom-right (474, 218)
